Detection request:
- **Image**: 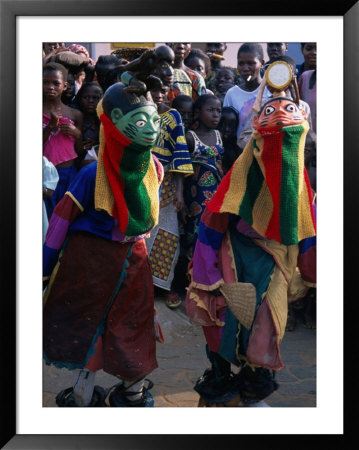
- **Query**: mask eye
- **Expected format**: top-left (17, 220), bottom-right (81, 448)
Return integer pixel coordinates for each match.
top-left (264, 105), bottom-right (275, 115)
top-left (285, 104), bottom-right (297, 112)
top-left (136, 120), bottom-right (146, 127)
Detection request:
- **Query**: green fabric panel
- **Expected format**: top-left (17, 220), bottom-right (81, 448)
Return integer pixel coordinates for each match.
top-left (279, 125), bottom-right (303, 244)
top-left (120, 142), bottom-right (153, 235)
top-left (218, 224), bottom-right (275, 365)
top-left (238, 158), bottom-right (264, 225)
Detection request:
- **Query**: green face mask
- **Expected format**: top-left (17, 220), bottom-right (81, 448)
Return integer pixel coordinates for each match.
top-left (110, 105), bottom-right (161, 146)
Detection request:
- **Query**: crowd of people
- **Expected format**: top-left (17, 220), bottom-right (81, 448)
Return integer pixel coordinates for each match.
top-left (42, 42), bottom-right (317, 408)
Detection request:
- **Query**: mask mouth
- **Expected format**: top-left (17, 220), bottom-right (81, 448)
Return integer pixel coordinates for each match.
top-left (143, 135), bottom-right (157, 143)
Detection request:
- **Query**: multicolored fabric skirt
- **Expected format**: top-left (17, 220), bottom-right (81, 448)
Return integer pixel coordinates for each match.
top-left (43, 231), bottom-right (157, 381)
top-left (186, 223), bottom-right (291, 370)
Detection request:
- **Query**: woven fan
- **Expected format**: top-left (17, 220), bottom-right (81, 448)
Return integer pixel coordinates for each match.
top-left (219, 282), bottom-right (257, 330)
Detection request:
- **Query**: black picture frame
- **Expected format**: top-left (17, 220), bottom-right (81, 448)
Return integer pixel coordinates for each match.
top-left (1, 0), bottom-right (356, 448)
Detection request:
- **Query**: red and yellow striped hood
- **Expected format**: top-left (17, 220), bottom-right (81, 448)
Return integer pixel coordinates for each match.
top-left (94, 103), bottom-right (163, 237)
top-left (207, 121), bottom-right (316, 245)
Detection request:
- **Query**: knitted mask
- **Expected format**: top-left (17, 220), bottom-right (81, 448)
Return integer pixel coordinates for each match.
top-left (94, 84), bottom-right (162, 237)
top-left (207, 98), bottom-right (316, 245)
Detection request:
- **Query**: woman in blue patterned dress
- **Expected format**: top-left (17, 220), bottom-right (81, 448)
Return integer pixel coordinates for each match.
top-left (146, 85), bottom-right (194, 308)
top-left (183, 94), bottom-right (224, 258)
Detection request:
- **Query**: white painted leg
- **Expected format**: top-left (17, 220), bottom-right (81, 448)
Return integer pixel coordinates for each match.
top-left (123, 379), bottom-right (145, 402)
top-left (72, 369), bottom-right (96, 407)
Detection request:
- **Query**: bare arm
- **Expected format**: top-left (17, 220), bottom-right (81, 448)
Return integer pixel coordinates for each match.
top-left (43, 108), bottom-right (61, 143)
top-left (185, 131), bottom-right (195, 155)
top-left (173, 172), bottom-right (184, 212)
top-left (59, 109), bottom-right (83, 157)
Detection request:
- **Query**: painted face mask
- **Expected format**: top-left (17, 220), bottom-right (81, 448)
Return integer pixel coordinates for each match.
top-left (207, 97), bottom-right (316, 245)
top-left (94, 82), bottom-right (163, 237)
top-left (253, 97), bottom-right (306, 128)
top-left (111, 105), bottom-right (160, 146)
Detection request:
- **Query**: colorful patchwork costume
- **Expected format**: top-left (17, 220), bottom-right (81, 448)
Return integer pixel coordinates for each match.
top-left (186, 95), bottom-right (316, 406)
top-left (43, 83), bottom-right (163, 407)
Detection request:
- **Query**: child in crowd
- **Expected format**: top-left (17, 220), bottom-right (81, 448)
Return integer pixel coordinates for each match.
top-left (43, 62), bottom-right (83, 219)
top-left (72, 82), bottom-right (104, 167)
top-left (184, 48), bottom-right (211, 85)
top-left (171, 94), bottom-right (194, 132)
top-left (214, 67), bottom-right (236, 105)
top-left (73, 67), bottom-right (86, 94)
top-left (183, 94), bottom-right (224, 258)
top-left (61, 71), bottom-right (76, 106)
top-left (217, 107), bottom-right (242, 175)
top-left (223, 43), bottom-right (270, 140)
top-left (146, 85), bottom-right (194, 309)
top-left (166, 43), bottom-right (207, 104)
top-left (204, 43), bottom-right (239, 95)
top-left (170, 93), bottom-right (195, 295)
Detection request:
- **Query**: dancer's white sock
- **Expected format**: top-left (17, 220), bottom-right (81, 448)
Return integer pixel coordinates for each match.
top-left (72, 369), bottom-right (95, 407)
top-left (123, 379), bottom-right (145, 402)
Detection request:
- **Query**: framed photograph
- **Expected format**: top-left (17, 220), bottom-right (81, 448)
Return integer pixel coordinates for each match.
top-left (1, 0), bottom-right (355, 448)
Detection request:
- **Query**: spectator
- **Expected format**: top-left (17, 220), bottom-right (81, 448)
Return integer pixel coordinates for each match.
top-left (205, 42), bottom-right (239, 94)
top-left (184, 48), bottom-right (211, 88)
top-left (43, 62), bottom-right (82, 219)
top-left (72, 82), bottom-right (104, 167)
top-left (223, 42), bottom-right (270, 139)
top-left (183, 94), bottom-right (224, 258)
top-left (146, 84), bottom-right (193, 309)
top-left (217, 106), bottom-right (242, 174)
top-left (297, 43), bottom-right (316, 78)
top-left (172, 94), bottom-right (194, 132)
top-left (265, 43), bottom-right (288, 65)
top-left (166, 43), bottom-right (207, 104)
top-left (215, 67), bottom-right (236, 105)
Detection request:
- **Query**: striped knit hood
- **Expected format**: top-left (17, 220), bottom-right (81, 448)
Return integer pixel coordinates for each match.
top-left (206, 120), bottom-right (316, 245)
top-left (94, 101), bottom-right (162, 237)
